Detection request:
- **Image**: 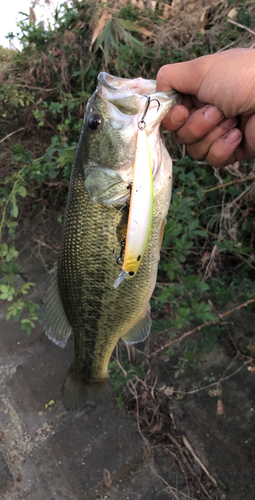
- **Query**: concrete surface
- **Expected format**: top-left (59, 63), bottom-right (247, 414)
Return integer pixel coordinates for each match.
top-left (0, 250), bottom-right (188, 500)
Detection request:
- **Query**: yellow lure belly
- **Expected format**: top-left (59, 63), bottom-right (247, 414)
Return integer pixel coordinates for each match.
top-left (113, 128), bottom-right (153, 289)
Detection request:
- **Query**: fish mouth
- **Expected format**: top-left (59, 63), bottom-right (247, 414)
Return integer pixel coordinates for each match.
top-left (85, 73), bottom-right (181, 207)
top-left (98, 71), bottom-right (156, 96)
top-left (97, 73), bottom-right (152, 117)
top-left (97, 72), bottom-right (181, 130)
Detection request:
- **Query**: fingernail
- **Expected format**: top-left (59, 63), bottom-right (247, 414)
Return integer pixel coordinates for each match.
top-left (225, 128), bottom-right (242, 144)
top-left (222, 117), bottom-right (237, 129)
top-left (204, 105), bottom-right (224, 124)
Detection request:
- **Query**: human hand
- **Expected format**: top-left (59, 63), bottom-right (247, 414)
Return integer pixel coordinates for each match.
top-left (156, 49), bottom-right (255, 168)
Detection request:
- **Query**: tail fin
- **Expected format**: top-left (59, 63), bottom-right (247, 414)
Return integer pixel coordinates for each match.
top-left (62, 370), bottom-right (113, 410)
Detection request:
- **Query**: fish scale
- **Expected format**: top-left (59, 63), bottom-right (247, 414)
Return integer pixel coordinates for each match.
top-left (43, 72), bottom-right (180, 409)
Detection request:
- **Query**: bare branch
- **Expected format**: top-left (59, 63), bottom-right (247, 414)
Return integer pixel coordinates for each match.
top-left (151, 299), bottom-right (255, 358)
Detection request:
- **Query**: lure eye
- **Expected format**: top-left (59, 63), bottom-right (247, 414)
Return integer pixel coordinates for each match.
top-left (88, 114), bottom-right (103, 130)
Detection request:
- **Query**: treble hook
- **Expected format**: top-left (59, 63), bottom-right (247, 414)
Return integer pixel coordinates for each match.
top-left (138, 96), bottom-right (161, 130)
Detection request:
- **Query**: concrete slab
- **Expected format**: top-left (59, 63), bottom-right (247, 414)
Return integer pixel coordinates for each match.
top-left (0, 450), bottom-right (14, 495)
top-left (2, 246), bottom-right (255, 499)
top-left (0, 255), bottom-right (188, 500)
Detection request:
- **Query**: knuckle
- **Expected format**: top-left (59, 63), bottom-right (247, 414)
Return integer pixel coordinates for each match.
top-left (205, 138), bottom-right (235, 168)
top-left (189, 126), bottom-right (207, 142)
top-left (187, 144), bottom-right (206, 160)
top-left (156, 65), bottom-right (171, 80)
top-left (205, 152), bottom-right (227, 168)
top-left (173, 131), bottom-right (183, 144)
top-left (175, 129), bottom-right (192, 145)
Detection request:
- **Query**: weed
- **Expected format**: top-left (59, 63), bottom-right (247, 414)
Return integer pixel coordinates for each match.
top-left (109, 360), bottom-right (146, 408)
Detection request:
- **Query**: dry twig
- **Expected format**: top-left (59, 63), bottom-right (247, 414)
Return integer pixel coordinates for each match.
top-left (150, 299), bottom-right (255, 359)
top-left (0, 128), bottom-right (25, 144)
top-left (227, 18), bottom-right (255, 37)
top-left (124, 376), bottom-right (218, 499)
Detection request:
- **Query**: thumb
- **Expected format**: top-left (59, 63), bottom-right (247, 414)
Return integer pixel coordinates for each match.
top-left (156, 60), bottom-right (204, 131)
top-left (156, 59), bottom-right (205, 95)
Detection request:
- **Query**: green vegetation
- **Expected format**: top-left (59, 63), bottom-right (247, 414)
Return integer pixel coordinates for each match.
top-left (109, 360), bottom-right (146, 407)
top-left (1, 0), bottom-right (255, 373)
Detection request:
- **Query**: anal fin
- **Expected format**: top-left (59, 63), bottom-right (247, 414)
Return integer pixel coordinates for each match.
top-left (43, 270), bottom-right (72, 348)
top-left (121, 303), bottom-right (151, 345)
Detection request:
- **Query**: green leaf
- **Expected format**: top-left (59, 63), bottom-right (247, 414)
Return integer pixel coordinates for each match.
top-left (10, 195), bottom-right (18, 218)
top-left (6, 221), bottom-right (18, 228)
top-left (195, 230), bottom-right (207, 237)
top-left (20, 282), bottom-right (34, 294)
top-left (94, 21), bottom-right (116, 66)
top-left (0, 244), bottom-right (8, 257)
top-left (188, 219), bottom-right (199, 231)
top-left (16, 185), bottom-right (27, 197)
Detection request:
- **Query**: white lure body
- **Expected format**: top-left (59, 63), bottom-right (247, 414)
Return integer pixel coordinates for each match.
top-left (113, 128), bottom-right (153, 289)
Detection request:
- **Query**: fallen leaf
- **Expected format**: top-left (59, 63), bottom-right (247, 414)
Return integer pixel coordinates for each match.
top-left (162, 4), bottom-right (171, 19)
top-left (159, 384), bottom-right (166, 391)
top-left (164, 386), bottom-right (174, 397)
top-left (248, 366), bottom-right (255, 373)
top-left (247, 344), bottom-right (255, 351)
top-left (211, 388), bottom-right (221, 397)
top-left (103, 468), bottom-right (112, 488)
top-left (45, 400), bottom-right (55, 409)
top-left (131, 0), bottom-right (145, 10)
top-left (228, 8), bottom-right (237, 20)
top-left (225, 162), bottom-right (242, 178)
top-left (217, 398), bottom-right (224, 416)
top-left (148, 0), bottom-right (157, 11)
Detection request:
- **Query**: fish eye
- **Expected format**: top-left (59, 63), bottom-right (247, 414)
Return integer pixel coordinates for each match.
top-left (88, 114), bottom-right (103, 131)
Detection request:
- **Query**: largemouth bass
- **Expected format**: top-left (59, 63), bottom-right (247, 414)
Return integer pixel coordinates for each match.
top-left (43, 73), bottom-right (180, 410)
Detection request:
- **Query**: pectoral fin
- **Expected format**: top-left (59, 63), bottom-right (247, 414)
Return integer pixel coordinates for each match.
top-left (121, 303), bottom-right (151, 345)
top-left (43, 270), bottom-right (72, 348)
